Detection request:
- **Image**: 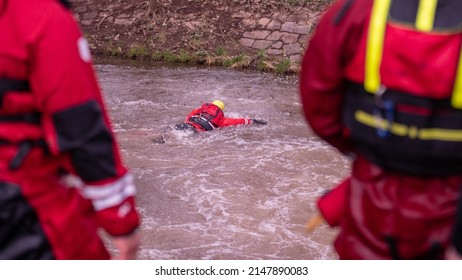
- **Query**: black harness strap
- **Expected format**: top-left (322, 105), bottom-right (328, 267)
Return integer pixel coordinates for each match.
top-left (189, 108), bottom-right (220, 131)
top-left (9, 140), bottom-right (44, 170)
top-left (189, 116), bottom-right (216, 131)
top-left (343, 81), bottom-right (462, 176)
top-left (0, 78), bottom-right (30, 92)
top-left (0, 78), bottom-right (41, 125)
top-left (348, 82), bottom-right (453, 110)
top-left (0, 78), bottom-right (30, 108)
top-left (0, 78), bottom-right (45, 169)
top-left (0, 113), bottom-right (41, 125)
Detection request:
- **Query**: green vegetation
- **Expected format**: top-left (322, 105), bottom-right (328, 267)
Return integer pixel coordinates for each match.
top-left (225, 0), bottom-right (334, 10)
top-left (99, 41), bottom-right (298, 75)
top-left (126, 46), bottom-right (150, 59)
top-left (275, 59), bottom-right (293, 74)
top-left (214, 47), bottom-right (228, 56)
top-left (92, 0), bottom-right (336, 75)
top-left (101, 44), bottom-right (298, 75)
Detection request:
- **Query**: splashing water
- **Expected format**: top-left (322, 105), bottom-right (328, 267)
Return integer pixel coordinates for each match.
top-left (95, 63), bottom-right (350, 259)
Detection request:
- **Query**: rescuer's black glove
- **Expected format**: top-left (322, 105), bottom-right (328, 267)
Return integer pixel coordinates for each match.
top-left (252, 119), bottom-right (267, 125)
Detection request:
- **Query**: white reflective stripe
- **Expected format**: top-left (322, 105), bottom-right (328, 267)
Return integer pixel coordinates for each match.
top-left (92, 184), bottom-right (136, 211)
top-left (83, 173), bottom-right (132, 199)
top-left (82, 173), bottom-right (136, 210)
top-left (60, 174), bottom-right (85, 189)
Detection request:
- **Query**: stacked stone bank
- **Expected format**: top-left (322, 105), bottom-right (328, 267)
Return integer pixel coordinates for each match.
top-left (239, 18), bottom-right (313, 63)
top-left (72, 0), bottom-right (321, 64)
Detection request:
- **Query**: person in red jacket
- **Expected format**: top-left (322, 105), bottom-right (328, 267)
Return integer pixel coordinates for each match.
top-left (175, 100), bottom-right (267, 132)
top-left (300, 0), bottom-right (462, 259)
top-left (0, 0), bottom-right (140, 259)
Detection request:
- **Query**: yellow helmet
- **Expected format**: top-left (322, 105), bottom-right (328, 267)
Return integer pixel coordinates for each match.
top-left (212, 100), bottom-right (225, 111)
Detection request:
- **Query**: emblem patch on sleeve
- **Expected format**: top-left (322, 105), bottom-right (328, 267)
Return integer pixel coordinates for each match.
top-left (77, 37), bottom-right (92, 63)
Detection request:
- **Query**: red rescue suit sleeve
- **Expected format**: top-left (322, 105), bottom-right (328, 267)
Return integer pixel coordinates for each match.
top-left (217, 117), bottom-right (252, 127)
top-left (185, 105), bottom-right (252, 128)
top-left (27, 3), bottom-right (139, 237)
top-left (299, 0), bottom-right (373, 155)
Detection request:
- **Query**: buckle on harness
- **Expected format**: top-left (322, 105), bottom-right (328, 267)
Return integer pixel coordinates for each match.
top-left (6, 140), bottom-right (47, 170)
top-left (9, 141), bottom-right (32, 170)
top-left (372, 86), bottom-right (395, 138)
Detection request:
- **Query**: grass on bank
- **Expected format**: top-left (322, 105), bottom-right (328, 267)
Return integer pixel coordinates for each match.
top-left (86, 0), bottom-right (337, 74)
top-left (219, 0), bottom-right (334, 10)
top-left (89, 0), bottom-right (336, 75)
top-left (102, 45), bottom-right (299, 75)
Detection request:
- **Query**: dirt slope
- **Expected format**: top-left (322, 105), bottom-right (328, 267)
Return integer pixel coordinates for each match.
top-left (75, 0), bottom-right (332, 71)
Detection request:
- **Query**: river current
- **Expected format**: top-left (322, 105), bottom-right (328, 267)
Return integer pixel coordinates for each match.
top-left (95, 62), bottom-right (350, 260)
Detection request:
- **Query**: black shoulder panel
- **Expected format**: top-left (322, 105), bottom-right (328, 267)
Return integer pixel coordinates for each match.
top-left (52, 100), bottom-right (117, 183)
top-left (333, 0), bottom-right (355, 25)
top-left (390, 0), bottom-right (462, 30)
top-left (389, 0), bottom-right (419, 25)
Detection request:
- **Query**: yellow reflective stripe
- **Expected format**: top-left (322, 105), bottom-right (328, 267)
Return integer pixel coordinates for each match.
top-left (355, 110), bottom-right (462, 141)
top-left (419, 128), bottom-right (462, 141)
top-left (365, 0), bottom-right (392, 94)
top-left (355, 110), bottom-right (407, 136)
top-left (416, 0), bottom-right (438, 32)
top-left (451, 47), bottom-right (462, 109)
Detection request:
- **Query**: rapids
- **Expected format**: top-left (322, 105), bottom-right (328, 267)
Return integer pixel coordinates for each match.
top-left (95, 62), bottom-right (350, 260)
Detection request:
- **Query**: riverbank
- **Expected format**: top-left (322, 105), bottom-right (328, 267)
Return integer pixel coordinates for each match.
top-left (72, 0), bottom-right (332, 74)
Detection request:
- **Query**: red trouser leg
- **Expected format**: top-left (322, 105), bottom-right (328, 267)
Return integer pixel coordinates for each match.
top-left (21, 177), bottom-right (111, 260)
top-left (334, 156), bottom-right (460, 260)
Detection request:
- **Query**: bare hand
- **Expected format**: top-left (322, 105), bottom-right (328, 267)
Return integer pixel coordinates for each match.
top-left (112, 231), bottom-right (141, 260)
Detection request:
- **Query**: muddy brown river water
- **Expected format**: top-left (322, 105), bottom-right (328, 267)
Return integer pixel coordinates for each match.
top-left (95, 62), bottom-right (350, 260)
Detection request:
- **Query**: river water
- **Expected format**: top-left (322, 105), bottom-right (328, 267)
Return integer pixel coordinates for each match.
top-left (94, 62), bottom-right (350, 260)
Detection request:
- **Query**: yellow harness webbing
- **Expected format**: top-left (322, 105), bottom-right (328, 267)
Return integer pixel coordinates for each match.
top-left (366, 0), bottom-right (462, 109)
top-left (355, 110), bottom-right (462, 141)
top-left (451, 47), bottom-right (462, 108)
top-left (364, 0), bottom-right (392, 94)
top-left (360, 0), bottom-right (462, 141)
top-left (416, 0), bottom-right (438, 31)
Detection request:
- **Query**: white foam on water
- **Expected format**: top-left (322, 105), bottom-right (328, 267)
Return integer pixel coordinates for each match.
top-left (122, 99), bottom-right (159, 107)
top-left (97, 64), bottom-right (348, 260)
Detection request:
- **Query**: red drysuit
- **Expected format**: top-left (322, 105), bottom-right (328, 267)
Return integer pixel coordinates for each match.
top-left (300, 0), bottom-right (462, 259)
top-left (183, 103), bottom-right (252, 132)
top-left (0, 0), bottom-right (139, 259)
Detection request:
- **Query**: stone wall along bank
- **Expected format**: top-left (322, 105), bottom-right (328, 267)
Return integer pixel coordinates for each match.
top-left (72, 0), bottom-right (321, 63)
